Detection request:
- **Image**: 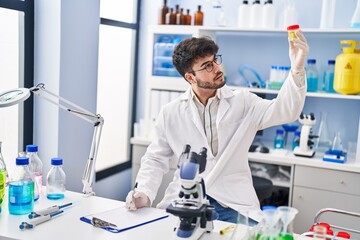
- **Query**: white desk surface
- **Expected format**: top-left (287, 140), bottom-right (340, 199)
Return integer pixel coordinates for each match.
top-left (0, 190), bottom-right (237, 240)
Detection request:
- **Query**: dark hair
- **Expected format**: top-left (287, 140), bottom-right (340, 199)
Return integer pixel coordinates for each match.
top-left (172, 37), bottom-right (219, 77)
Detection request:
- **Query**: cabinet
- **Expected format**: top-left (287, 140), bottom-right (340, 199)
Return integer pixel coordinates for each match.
top-left (292, 165), bottom-right (360, 238)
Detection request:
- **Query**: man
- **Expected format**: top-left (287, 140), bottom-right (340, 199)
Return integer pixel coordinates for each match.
top-left (126, 30), bottom-right (309, 224)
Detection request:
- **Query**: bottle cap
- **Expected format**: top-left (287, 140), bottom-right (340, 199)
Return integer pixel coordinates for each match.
top-left (26, 144), bottom-right (38, 152)
top-left (337, 232), bottom-right (350, 239)
top-left (262, 205), bottom-right (277, 210)
top-left (276, 129), bottom-right (284, 134)
top-left (51, 157), bottom-right (63, 166)
top-left (287, 24), bottom-right (300, 31)
top-left (307, 59), bottom-right (316, 64)
top-left (328, 59), bottom-right (335, 65)
top-left (16, 157), bottom-right (29, 165)
top-left (295, 131), bottom-right (301, 136)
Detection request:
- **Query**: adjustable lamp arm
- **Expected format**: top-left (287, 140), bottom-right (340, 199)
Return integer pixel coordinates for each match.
top-left (30, 83), bottom-right (104, 196)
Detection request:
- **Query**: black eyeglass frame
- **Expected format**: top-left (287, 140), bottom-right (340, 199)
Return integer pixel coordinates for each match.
top-left (190, 55), bottom-right (222, 74)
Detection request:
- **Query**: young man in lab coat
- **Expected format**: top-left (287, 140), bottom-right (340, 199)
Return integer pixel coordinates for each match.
top-left (126, 30), bottom-right (309, 224)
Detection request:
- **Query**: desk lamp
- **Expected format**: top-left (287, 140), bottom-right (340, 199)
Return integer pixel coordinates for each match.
top-left (0, 83), bottom-right (104, 196)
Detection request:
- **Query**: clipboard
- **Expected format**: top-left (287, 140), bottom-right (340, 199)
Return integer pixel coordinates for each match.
top-left (80, 207), bottom-right (169, 233)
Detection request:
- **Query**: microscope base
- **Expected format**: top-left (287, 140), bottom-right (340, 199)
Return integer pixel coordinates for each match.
top-left (293, 146), bottom-right (315, 158)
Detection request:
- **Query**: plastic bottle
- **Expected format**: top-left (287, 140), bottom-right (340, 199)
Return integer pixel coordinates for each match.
top-left (322, 59), bottom-right (336, 93)
top-left (274, 129), bottom-right (285, 149)
top-left (262, 0), bottom-right (276, 29)
top-left (292, 131), bottom-right (301, 150)
top-left (250, 0), bottom-right (262, 28)
top-left (0, 142), bottom-right (7, 214)
top-left (8, 157), bottom-right (34, 215)
top-left (213, 1), bottom-right (226, 27)
top-left (46, 157), bottom-right (66, 200)
top-left (306, 59), bottom-right (319, 92)
top-left (238, 0), bottom-right (250, 28)
top-left (320, 0), bottom-right (336, 29)
top-left (278, 3), bottom-right (298, 29)
top-left (350, 0), bottom-right (360, 28)
top-left (194, 5), bottom-right (204, 26)
top-left (287, 24), bottom-right (300, 40)
top-left (185, 9), bottom-right (192, 25)
top-left (26, 144), bottom-right (43, 202)
top-left (159, 0), bottom-right (169, 25)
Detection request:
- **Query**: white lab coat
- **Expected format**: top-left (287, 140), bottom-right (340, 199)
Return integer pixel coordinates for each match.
top-left (135, 73), bottom-right (306, 221)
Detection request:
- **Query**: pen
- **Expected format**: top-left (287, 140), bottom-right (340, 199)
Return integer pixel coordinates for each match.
top-left (219, 225), bottom-right (235, 235)
top-left (129, 182), bottom-right (138, 209)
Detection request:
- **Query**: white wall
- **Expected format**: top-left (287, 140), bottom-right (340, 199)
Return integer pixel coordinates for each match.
top-left (34, 0), bottom-right (100, 192)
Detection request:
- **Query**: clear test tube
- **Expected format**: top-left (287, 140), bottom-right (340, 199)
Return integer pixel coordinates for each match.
top-left (287, 24), bottom-right (300, 40)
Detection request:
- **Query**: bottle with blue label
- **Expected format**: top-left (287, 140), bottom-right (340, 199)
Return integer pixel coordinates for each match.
top-left (8, 157), bottom-right (34, 215)
top-left (306, 59), bottom-right (319, 92)
top-left (26, 144), bottom-right (43, 202)
top-left (322, 59), bottom-right (336, 93)
top-left (46, 157), bottom-right (66, 200)
top-left (274, 129), bottom-right (285, 149)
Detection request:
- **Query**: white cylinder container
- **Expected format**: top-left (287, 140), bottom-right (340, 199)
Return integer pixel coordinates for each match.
top-left (262, 0), bottom-right (276, 28)
top-left (320, 0), bottom-right (336, 29)
top-left (238, 0), bottom-right (251, 28)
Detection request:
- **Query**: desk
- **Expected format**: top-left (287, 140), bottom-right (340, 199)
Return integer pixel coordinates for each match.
top-left (0, 190), bottom-right (235, 240)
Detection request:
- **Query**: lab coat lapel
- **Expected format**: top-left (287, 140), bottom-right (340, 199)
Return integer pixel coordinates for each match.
top-left (216, 86), bottom-right (233, 126)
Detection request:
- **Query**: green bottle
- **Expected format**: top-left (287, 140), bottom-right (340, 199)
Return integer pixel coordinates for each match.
top-left (0, 141), bottom-right (8, 213)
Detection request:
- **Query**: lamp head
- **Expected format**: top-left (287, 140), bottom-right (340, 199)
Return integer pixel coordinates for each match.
top-left (0, 88), bottom-right (31, 108)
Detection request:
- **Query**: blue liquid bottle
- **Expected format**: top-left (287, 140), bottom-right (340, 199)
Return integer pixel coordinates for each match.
top-left (292, 131), bottom-right (301, 150)
top-left (46, 157), bottom-right (66, 200)
top-left (8, 157), bottom-right (34, 215)
top-left (322, 60), bottom-right (336, 93)
top-left (306, 59), bottom-right (319, 92)
top-left (26, 144), bottom-right (43, 202)
top-left (274, 129), bottom-right (285, 149)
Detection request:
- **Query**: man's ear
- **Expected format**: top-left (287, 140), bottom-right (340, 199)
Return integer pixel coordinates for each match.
top-left (184, 72), bottom-right (194, 84)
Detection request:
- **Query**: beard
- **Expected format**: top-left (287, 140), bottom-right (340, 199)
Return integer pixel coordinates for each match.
top-left (195, 72), bottom-right (226, 89)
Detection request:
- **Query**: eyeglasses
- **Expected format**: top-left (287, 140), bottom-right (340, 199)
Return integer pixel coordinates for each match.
top-left (191, 55), bottom-right (222, 74)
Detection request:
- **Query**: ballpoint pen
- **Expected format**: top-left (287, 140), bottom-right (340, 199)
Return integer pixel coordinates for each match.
top-left (20, 210), bottom-right (64, 230)
top-left (130, 182), bottom-right (138, 208)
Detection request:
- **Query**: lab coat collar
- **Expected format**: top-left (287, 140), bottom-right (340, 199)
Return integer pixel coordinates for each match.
top-left (180, 85), bottom-right (234, 102)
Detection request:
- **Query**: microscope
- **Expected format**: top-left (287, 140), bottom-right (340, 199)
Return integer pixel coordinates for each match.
top-left (166, 145), bottom-right (218, 240)
top-left (293, 113), bottom-right (318, 158)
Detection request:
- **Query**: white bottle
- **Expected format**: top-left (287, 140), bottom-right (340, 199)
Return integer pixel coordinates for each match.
top-left (46, 157), bottom-right (66, 200)
top-left (262, 0), bottom-right (276, 28)
top-left (26, 144), bottom-right (43, 202)
top-left (238, 0), bottom-right (251, 28)
top-left (320, 0), bottom-right (336, 29)
top-left (279, 3), bottom-right (298, 29)
top-left (250, 0), bottom-right (262, 28)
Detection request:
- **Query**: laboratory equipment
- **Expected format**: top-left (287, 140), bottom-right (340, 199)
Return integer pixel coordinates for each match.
top-left (212, 0), bottom-right (226, 27)
top-left (262, 0), bottom-right (276, 28)
top-left (282, 124), bottom-right (299, 149)
top-left (250, 0), bottom-right (262, 28)
top-left (293, 113), bottom-right (317, 158)
top-left (158, 0), bottom-right (169, 25)
top-left (334, 40), bottom-right (360, 95)
top-left (0, 83), bottom-right (104, 196)
top-left (29, 202), bottom-right (73, 219)
top-left (230, 212), bottom-right (250, 239)
top-left (274, 129), bottom-right (285, 149)
top-left (257, 207), bottom-right (281, 240)
top-left (185, 9), bottom-right (191, 25)
top-left (322, 60), bottom-right (336, 93)
top-left (237, 0), bottom-right (250, 28)
top-left (8, 157), bottom-right (34, 215)
top-left (320, 0), bottom-right (336, 29)
top-left (306, 59), bottom-right (319, 92)
top-left (0, 141), bottom-right (7, 214)
top-left (292, 131), bottom-right (301, 150)
top-left (302, 208), bottom-right (360, 238)
top-left (287, 25), bottom-right (300, 40)
top-left (166, 144), bottom-right (218, 239)
top-left (26, 144), bottom-right (43, 201)
top-left (19, 210), bottom-right (64, 230)
top-left (277, 206), bottom-right (298, 240)
top-left (194, 5), bottom-right (203, 26)
top-left (351, 0), bottom-right (360, 28)
top-left (46, 157), bottom-right (66, 200)
top-left (315, 112), bottom-right (332, 153)
top-left (323, 131), bottom-right (347, 164)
